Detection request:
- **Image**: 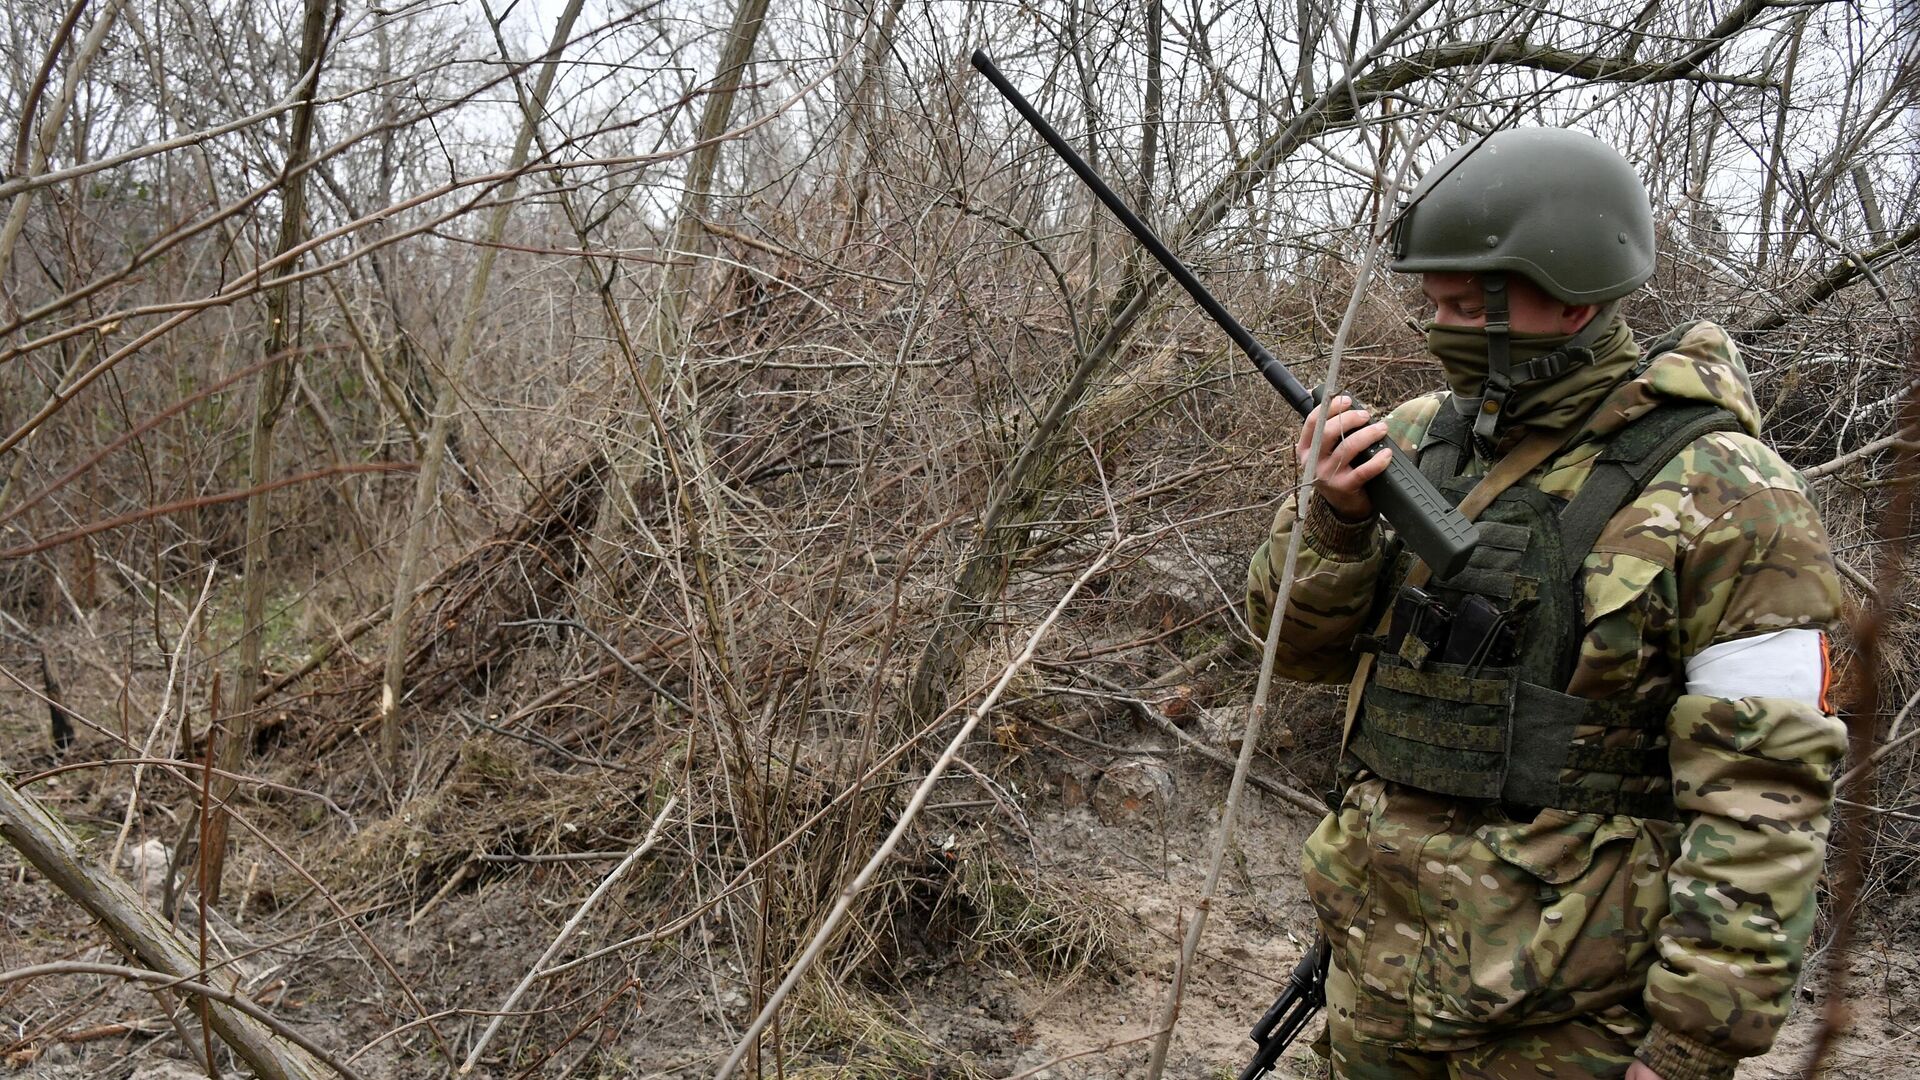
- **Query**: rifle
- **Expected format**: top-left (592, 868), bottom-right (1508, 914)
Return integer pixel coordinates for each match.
top-left (1239, 936), bottom-right (1330, 1080)
top-left (970, 51), bottom-right (1479, 578)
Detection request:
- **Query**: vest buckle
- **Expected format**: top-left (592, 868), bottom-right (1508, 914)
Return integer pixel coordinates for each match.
top-left (1386, 586), bottom-right (1452, 668)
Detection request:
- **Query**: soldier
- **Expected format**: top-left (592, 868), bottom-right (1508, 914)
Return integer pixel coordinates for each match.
top-left (1247, 127), bottom-right (1845, 1080)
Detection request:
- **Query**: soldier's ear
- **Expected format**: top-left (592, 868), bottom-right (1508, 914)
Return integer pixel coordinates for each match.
top-left (1561, 303), bottom-right (1599, 336)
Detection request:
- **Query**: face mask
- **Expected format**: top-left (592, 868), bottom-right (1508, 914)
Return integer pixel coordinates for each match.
top-left (1424, 317), bottom-right (1639, 430)
top-left (1426, 324), bottom-right (1579, 396)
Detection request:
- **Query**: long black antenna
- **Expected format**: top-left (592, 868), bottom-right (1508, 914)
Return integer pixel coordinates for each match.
top-left (970, 49), bottom-right (1480, 579)
top-left (970, 49), bottom-right (1314, 417)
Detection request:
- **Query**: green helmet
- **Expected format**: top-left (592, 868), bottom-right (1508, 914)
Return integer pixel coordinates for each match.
top-left (1389, 127), bottom-right (1655, 304)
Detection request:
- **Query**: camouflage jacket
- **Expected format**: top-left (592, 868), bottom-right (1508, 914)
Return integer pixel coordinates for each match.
top-left (1247, 322), bottom-right (1845, 1080)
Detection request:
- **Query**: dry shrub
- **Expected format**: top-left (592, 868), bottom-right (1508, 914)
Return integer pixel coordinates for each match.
top-left (321, 737), bottom-right (665, 901)
top-left (953, 848), bottom-right (1116, 979)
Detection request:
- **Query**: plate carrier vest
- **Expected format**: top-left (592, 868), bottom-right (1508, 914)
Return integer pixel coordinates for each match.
top-left (1347, 342), bottom-right (1741, 821)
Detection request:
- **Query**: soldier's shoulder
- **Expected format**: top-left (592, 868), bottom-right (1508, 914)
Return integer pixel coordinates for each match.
top-left (1384, 391), bottom-right (1448, 450)
top-left (1655, 428), bottom-right (1813, 507)
top-left (1601, 427), bottom-right (1825, 570)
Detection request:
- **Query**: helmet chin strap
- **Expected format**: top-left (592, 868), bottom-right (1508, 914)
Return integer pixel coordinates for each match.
top-left (1465, 274), bottom-right (1620, 448)
top-left (1472, 274), bottom-right (1513, 445)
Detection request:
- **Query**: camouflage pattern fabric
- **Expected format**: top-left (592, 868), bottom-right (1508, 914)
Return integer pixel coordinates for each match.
top-left (1248, 322), bottom-right (1846, 1080)
top-left (1323, 954), bottom-right (1645, 1078)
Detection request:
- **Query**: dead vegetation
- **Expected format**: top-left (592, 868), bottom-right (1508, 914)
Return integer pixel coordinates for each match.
top-left (0, 0), bottom-right (1917, 1077)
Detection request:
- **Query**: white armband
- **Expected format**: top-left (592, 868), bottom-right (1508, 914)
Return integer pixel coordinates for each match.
top-left (1684, 628), bottom-right (1831, 710)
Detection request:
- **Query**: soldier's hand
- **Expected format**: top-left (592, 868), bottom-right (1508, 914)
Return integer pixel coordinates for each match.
top-left (1625, 1062), bottom-right (1664, 1080)
top-left (1298, 395), bottom-right (1391, 521)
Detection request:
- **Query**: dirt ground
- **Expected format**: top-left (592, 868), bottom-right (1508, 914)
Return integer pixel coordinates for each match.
top-left (859, 756), bottom-right (1920, 1080)
top-left (5, 667), bottom-right (1918, 1080)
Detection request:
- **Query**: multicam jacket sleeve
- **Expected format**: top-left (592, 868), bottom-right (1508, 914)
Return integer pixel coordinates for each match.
top-left (1252, 357), bottom-right (1842, 1080)
top-left (1586, 430), bottom-right (1847, 1080)
top-left (1245, 397), bottom-right (1441, 682)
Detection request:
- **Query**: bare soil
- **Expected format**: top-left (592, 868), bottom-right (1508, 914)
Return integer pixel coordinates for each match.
top-left (5, 660), bottom-right (1915, 1080)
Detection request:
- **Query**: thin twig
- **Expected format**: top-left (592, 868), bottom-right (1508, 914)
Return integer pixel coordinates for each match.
top-left (460, 796), bottom-right (678, 1073)
top-left (500, 618), bottom-right (691, 712)
top-left (20, 758), bottom-right (356, 831)
top-left (1835, 680), bottom-right (1920, 791)
top-left (0, 464), bottom-right (417, 559)
top-left (715, 538), bottom-right (1129, 1080)
top-left (1042, 674), bottom-right (1323, 815)
top-left (1803, 430), bottom-right (1920, 482)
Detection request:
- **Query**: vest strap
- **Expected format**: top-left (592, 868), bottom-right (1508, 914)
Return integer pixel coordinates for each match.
top-left (1372, 662), bottom-right (1507, 705)
top-left (1417, 403), bottom-right (1470, 486)
top-left (1559, 403), bottom-right (1744, 577)
top-left (1473, 276), bottom-right (1512, 447)
top-left (1365, 704), bottom-right (1505, 752)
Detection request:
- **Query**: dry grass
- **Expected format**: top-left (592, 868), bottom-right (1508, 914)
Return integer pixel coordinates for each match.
top-left (954, 847), bottom-right (1117, 979)
top-left (784, 980), bottom-right (996, 1079)
top-left (0, 1), bottom-right (1913, 1075)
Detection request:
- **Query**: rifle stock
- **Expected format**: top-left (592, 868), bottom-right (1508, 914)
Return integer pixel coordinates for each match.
top-left (1239, 936), bottom-right (1330, 1080)
top-left (970, 50), bottom-right (1479, 578)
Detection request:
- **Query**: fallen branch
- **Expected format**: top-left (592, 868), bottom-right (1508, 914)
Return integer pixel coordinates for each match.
top-left (1835, 556), bottom-right (1879, 596)
top-left (1803, 429), bottom-right (1920, 481)
top-left (0, 963), bottom-right (355, 1080)
top-left (2, 1019), bottom-right (162, 1067)
top-left (0, 774), bottom-right (338, 1080)
top-left (1045, 670), bottom-right (1324, 816)
top-left (255, 594), bottom-right (407, 703)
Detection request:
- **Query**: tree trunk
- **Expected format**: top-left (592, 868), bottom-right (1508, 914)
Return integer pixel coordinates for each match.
top-left (1854, 163), bottom-right (1887, 241)
top-left (376, 0), bottom-right (587, 776)
top-left (641, 0), bottom-right (775, 379)
top-left (1137, 0), bottom-right (1163, 215)
top-left (206, 0), bottom-right (332, 905)
top-left (1756, 10), bottom-right (1808, 270)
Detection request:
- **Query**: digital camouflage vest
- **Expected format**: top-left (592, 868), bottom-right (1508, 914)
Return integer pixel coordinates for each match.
top-left (1347, 394), bottom-right (1741, 820)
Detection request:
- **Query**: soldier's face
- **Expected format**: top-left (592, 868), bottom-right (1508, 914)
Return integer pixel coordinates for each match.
top-left (1421, 272), bottom-right (1598, 336)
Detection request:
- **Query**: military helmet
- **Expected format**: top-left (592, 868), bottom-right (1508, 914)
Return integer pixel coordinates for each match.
top-left (1389, 127), bottom-right (1656, 304)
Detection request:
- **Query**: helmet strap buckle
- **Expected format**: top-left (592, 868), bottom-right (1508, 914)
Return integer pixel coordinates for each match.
top-left (1474, 274), bottom-right (1512, 446)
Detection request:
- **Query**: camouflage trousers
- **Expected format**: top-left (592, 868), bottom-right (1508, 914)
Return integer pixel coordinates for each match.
top-left (1319, 958), bottom-right (1648, 1079)
top-left (1301, 778), bottom-right (1676, 1047)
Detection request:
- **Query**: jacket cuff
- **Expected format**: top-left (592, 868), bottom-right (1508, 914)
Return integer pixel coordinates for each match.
top-left (1637, 1023), bottom-right (1741, 1080)
top-left (1302, 493), bottom-right (1377, 561)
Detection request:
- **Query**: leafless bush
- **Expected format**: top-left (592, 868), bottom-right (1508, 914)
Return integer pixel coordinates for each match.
top-left (0, 0), bottom-right (1915, 1075)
